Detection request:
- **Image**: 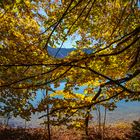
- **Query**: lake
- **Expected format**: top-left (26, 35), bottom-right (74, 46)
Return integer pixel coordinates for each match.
top-left (0, 82), bottom-right (140, 128)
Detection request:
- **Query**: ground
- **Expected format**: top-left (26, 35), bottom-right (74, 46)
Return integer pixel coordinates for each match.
top-left (0, 122), bottom-right (132, 140)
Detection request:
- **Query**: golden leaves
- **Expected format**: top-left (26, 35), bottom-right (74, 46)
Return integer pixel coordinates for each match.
top-left (24, 0), bottom-right (31, 7)
top-left (0, 0), bottom-right (140, 125)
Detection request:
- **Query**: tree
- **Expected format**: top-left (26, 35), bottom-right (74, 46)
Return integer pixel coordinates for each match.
top-left (0, 0), bottom-right (140, 136)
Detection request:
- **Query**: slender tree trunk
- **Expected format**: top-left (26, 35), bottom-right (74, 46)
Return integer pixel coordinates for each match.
top-left (47, 103), bottom-right (51, 140)
top-left (102, 107), bottom-right (107, 140)
top-left (5, 112), bottom-right (11, 126)
top-left (46, 90), bottom-right (51, 140)
top-left (85, 107), bottom-right (91, 137)
top-left (24, 120), bottom-right (27, 129)
top-left (97, 105), bottom-right (101, 133)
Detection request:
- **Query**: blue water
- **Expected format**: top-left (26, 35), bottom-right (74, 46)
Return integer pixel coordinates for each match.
top-left (34, 82), bottom-right (140, 110)
top-left (1, 83), bottom-right (139, 127)
top-left (33, 82), bottom-right (97, 103)
top-left (33, 82), bottom-right (140, 123)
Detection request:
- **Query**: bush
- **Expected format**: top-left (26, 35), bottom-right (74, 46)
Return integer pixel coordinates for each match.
top-left (126, 119), bottom-right (140, 140)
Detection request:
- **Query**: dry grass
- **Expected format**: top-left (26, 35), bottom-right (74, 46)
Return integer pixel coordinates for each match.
top-left (84, 122), bottom-right (131, 140)
top-left (0, 123), bottom-right (131, 140)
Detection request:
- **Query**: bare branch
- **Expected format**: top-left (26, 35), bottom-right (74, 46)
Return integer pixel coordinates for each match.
top-left (43, 0), bottom-right (74, 49)
top-left (54, 0), bottom-right (92, 57)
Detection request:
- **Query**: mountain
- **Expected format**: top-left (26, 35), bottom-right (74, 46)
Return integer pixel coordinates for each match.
top-left (47, 46), bottom-right (74, 58)
top-left (47, 46), bottom-right (93, 58)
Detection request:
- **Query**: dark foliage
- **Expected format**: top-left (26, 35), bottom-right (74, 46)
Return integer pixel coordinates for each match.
top-left (126, 119), bottom-right (140, 140)
top-left (0, 126), bottom-right (48, 140)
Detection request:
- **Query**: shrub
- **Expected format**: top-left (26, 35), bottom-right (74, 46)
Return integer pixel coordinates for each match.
top-left (126, 119), bottom-right (140, 140)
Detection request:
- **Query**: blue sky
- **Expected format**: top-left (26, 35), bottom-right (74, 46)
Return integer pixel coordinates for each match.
top-left (38, 7), bottom-right (81, 48)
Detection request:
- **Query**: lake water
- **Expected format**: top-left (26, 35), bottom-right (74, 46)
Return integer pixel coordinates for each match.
top-left (0, 83), bottom-right (140, 128)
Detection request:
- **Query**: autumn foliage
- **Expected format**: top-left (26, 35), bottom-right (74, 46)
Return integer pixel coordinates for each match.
top-left (0, 0), bottom-right (140, 138)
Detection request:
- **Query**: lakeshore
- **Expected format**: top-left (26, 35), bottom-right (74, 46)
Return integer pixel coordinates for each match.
top-left (0, 100), bottom-right (140, 128)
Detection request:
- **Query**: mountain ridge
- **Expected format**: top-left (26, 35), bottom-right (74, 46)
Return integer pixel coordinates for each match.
top-left (47, 46), bottom-right (93, 58)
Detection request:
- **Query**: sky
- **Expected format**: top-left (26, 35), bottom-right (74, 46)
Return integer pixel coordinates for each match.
top-left (38, 7), bottom-right (81, 49)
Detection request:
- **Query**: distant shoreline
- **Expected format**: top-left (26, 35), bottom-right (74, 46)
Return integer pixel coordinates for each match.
top-left (1, 98), bottom-right (140, 128)
top-left (0, 109), bottom-right (139, 128)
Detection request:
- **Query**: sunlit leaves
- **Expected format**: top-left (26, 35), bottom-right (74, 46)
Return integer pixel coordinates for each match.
top-left (0, 0), bottom-right (139, 128)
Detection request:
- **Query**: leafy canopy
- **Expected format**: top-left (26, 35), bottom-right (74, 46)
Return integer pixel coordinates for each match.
top-left (0, 0), bottom-right (140, 127)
